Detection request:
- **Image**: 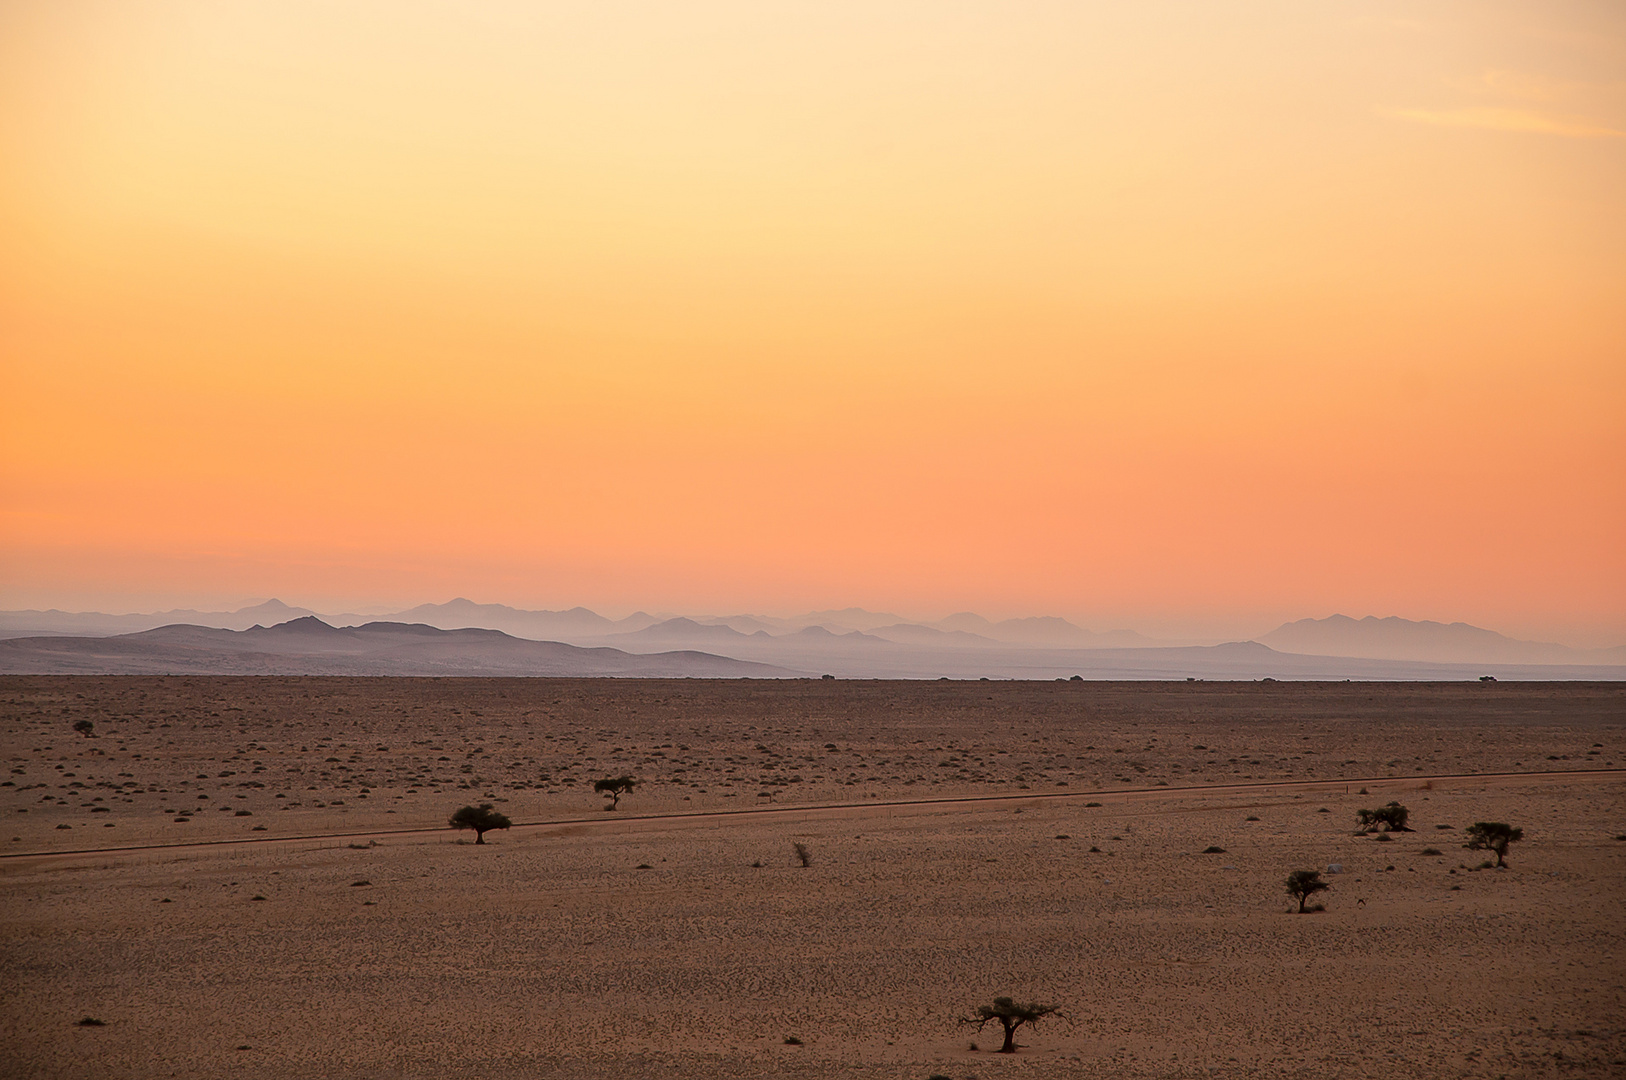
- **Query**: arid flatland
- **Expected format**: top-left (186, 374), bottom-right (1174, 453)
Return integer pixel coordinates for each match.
top-left (3, 678), bottom-right (1623, 1078)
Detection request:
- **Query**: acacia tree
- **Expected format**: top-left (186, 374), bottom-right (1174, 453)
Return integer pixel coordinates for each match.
top-left (1285, 869), bottom-right (1330, 913)
top-left (449, 803), bottom-right (511, 844)
top-left (1466, 822), bottom-right (1523, 867)
top-left (594, 775), bottom-right (636, 810)
top-left (965, 997), bottom-right (1060, 1054)
top-left (1355, 802), bottom-right (1411, 833)
top-left (72, 719), bottom-right (95, 738)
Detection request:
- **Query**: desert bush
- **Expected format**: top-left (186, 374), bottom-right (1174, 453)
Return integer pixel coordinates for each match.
top-left (1421, 847), bottom-right (1443, 856)
top-left (1465, 821), bottom-right (1523, 867)
top-left (594, 775), bottom-right (637, 810)
top-left (783, 1035), bottom-right (803, 1045)
top-left (964, 996), bottom-right (1060, 1054)
top-left (1203, 846), bottom-right (1227, 854)
top-left (793, 842), bottom-right (811, 868)
top-left (72, 719), bottom-right (95, 737)
top-left (75, 1017), bottom-right (105, 1027)
top-left (448, 803), bottom-right (511, 844)
top-left (1355, 801), bottom-right (1411, 833)
top-left (1285, 869), bottom-right (1330, 913)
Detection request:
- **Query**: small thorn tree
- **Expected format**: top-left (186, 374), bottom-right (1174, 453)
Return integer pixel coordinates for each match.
top-left (594, 775), bottom-right (637, 810)
top-left (72, 719), bottom-right (95, 737)
top-left (449, 803), bottom-right (511, 844)
top-left (1285, 869), bottom-right (1330, 913)
top-left (1465, 822), bottom-right (1523, 867)
top-left (1355, 801), bottom-right (1411, 833)
top-left (964, 996), bottom-right (1059, 1054)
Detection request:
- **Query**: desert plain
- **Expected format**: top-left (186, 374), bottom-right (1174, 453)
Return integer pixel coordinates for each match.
top-left (1, 676), bottom-right (1623, 1079)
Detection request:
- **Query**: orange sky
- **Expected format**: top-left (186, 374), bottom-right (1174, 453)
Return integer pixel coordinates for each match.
top-left (2, 2), bottom-right (1623, 643)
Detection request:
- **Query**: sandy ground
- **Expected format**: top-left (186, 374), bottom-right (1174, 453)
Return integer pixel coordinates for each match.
top-left (2, 677), bottom-right (1623, 1078)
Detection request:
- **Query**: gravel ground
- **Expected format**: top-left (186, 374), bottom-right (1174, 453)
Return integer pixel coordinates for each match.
top-left (2, 677), bottom-right (1623, 1078)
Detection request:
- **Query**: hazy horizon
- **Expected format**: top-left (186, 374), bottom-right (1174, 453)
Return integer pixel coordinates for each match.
top-left (2, 591), bottom-right (1622, 651)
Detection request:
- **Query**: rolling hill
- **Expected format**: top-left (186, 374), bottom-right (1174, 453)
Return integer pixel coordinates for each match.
top-left (0, 618), bottom-right (792, 677)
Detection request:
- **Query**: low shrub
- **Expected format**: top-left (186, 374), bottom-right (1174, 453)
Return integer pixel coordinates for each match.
top-left (1356, 801), bottom-right (1411, 833)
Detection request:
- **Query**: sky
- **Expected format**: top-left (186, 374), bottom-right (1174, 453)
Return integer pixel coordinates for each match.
top-left (2, 1), bottom-right (1623, 645)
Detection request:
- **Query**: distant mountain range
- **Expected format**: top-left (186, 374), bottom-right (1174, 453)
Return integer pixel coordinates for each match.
top-left (1260, 614), bottom-right (1626, 666)
top-left (350, 599), bottom-right (659, 641)
top-left (0, 602), bottom-right (1620, 679)
top-left (0, 618), bottom-right (787, 678)
top-left (0, 599), bottom-right (319, 638)
top-left (0, 600), bottom-right (1152, 649)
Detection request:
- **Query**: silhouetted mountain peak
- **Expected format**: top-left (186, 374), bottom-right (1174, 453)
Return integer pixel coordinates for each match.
top-left (937, 612), bottom-right (996, 633)
top-left (1259, 614), bottom-right (1607, 664)
top-left (262, 616), bottom-right (342, 634)
top-left (236, 599), bottom-right (307, 616)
